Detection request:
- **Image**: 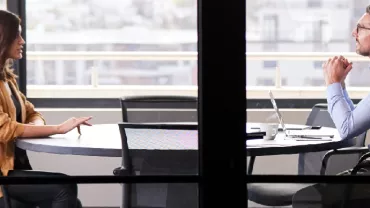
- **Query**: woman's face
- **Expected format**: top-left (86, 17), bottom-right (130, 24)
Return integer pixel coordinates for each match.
top-left (7, 25), bottom-right (25, 60)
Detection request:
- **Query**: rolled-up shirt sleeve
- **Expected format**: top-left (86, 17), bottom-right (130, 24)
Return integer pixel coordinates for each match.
top-left (327, 82), bottom-right (370, 140)
top-left (11, 79), bottom-right (46, 125)
top-left (0, 107), bottom-right (25, 142)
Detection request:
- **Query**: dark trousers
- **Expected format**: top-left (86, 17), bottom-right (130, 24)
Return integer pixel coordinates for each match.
top-left (0, 170), bottom-right (79, 208)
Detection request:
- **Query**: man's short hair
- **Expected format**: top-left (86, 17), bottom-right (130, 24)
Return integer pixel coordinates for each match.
top-left (367, 5), bottom-right (370, 14)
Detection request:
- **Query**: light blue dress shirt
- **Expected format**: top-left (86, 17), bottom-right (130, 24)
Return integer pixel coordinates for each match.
top-left (327, 82), bottom-right (369, 140)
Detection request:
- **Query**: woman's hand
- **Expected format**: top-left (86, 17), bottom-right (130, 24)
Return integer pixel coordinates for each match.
top-left (56, 116), bottom-right (93, 134)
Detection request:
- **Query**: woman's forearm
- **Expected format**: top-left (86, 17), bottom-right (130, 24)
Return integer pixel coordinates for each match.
top-left (28, 118), bottom-right (45, 125)
top-left (20, 124), bottom-right (60, 138)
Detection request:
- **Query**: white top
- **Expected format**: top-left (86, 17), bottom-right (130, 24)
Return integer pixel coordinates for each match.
top-left (15, 123), bottom-right (354, 157)
top-left (16, 124), bottom-right (198, 157)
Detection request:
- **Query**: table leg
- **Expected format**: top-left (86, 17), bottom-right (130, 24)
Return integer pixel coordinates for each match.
top-left (121, 184), bottom-right (131, 208)
top-left (113, 166), bottom-right (132, 208)
top-left (248, 156), bottom-right (255, 175)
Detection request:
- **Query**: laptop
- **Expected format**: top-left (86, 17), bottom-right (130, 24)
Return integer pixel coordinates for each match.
top-left (268, 90), bottom-right (333, 140)
top-left (268, 90), bottom-right (300, 131)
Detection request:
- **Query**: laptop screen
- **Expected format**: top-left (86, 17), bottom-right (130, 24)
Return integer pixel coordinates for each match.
top-left (268, 90), bottom-right (285, 130)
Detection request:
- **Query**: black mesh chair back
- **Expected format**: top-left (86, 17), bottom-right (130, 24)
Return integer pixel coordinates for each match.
top-left (298, 103), bottom-right (366, 175)
top-left (117, 122), bottom-right (198, 208)
top-left (116, 123), bottom-right (134, 208)
top-left (120, 95), bottom-right (197, 123)
top-left (117, 95), bottom-right (198, 208)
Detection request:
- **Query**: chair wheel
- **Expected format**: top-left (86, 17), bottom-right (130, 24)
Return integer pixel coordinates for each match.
top-left (113, 167), bottom-right (130, 176)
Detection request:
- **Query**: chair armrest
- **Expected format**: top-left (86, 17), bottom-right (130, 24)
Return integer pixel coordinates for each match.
top-left (320, 147), bottom-right (369, 175)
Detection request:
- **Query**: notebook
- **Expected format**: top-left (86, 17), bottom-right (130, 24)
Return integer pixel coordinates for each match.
top-left (246, 128), bottom-right (265, 140)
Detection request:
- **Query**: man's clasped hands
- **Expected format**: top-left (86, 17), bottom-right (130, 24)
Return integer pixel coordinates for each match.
top-left (322, 55), bottom-right (353, 88)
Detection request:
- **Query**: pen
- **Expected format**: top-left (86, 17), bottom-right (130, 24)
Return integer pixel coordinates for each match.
top-left (295, 136), bottom-right (323, 139)
top-left (294, 137), bottom-right (333, 141)
top-left (294, 135), bottom-right (334, 138)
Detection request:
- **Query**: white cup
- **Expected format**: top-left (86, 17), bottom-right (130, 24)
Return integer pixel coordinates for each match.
top-left (259, 123), bottom-right (279, 140)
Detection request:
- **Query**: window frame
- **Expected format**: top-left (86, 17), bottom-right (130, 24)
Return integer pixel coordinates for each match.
top-left (7, 1), bottom-right (248, 208)
top-left (7, 0), bottom-right (366, 205)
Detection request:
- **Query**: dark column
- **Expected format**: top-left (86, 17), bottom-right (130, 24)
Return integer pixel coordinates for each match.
top-left (7, 0), bottom-right (27, 95)
top-left (198, 0), bottom-right (246, 207)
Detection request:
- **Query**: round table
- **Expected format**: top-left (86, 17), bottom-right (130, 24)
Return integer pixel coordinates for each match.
top-left (17, 123), bottom-right (200, 208)
top-left (15, 123), bottom-right (355, 208)
top-left (16, 123), bottom-right (355, 157)
top-left (245, 123), bottom-right (355, 156)
top-left (16, 124), bottom-right (199, 157)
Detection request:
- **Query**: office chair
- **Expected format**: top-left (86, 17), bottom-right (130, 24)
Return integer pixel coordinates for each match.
top-left (0, 185), bottom-right (83, 208)
top-left (114, 95), bottom-right (198, 208)
top-left (119, 95), bottom-right (197, 123)
top-left (115, 122), bottom-right (198, 208)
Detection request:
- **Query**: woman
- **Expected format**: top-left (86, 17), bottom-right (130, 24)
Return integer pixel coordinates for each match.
top-left (0, 10), bottom-right (92, 208)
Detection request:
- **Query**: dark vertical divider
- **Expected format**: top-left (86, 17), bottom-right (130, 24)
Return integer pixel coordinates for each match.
top-left (7, 0), bottom-right (27, 95)
top-left (197, 0), bottom-right (246, 207)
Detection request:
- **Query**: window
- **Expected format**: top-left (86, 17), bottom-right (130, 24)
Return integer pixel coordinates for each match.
top-left (263, 61), bottom-right (277, 69)
top-left (26, 0), bottom-right (197, 98)
top-left (44, 61), bottom-right (57, 85)
top-left (0, 0), bottom-right (5, 9)
top-left (313, 61), bottom-right (323, 69)
top-left (304, 77), bottom-right (325, 86)
top-left (256, 77), bottom-right (287, 86)
top-left (256, 78), bottom-right (275, 86)
top-left (16, 1), bottom-right (247, 207)
top-left (22, 0), bottom-right (370, 100)
top-left (262, 15), bottom-right (278, 41)
top-left (313, 20), bottom-right (323, 42)
top-left (246, 0), bottom-right (364, 90)
top-left (307, 0), bottom-right (321, 8)
top-left (310, 78), bottom-right (324, 86)
top-left (281, 78), bottom-right (287, 86)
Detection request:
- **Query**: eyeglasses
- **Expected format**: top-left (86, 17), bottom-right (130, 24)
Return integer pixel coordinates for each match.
top-left (357, 24), bottom-right (370, 33)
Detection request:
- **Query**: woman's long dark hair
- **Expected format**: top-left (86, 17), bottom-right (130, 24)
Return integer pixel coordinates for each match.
top-left (0, 10), bottom-right (20, 81)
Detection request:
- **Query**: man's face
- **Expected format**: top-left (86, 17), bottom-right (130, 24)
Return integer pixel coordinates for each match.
top-left (352, 13), bottom-right (370, 56)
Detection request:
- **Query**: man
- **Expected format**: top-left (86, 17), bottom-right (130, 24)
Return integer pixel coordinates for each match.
top-left (324, 16), bottom-right (370, 141)
top-left (292, 5), bottom-right (370, 208)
